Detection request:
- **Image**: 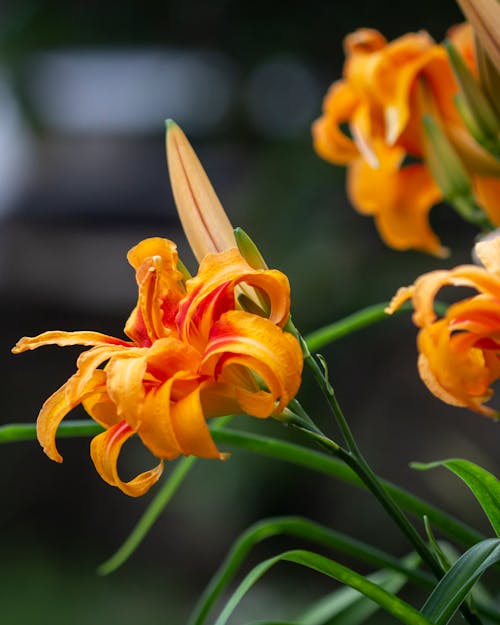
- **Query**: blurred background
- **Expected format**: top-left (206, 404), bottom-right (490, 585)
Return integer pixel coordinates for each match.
top-left (0, 1), bottom-right (498, 623)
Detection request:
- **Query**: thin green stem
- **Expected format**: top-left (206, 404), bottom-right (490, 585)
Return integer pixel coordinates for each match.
top-left (303, 300), bottom-right (448, 354)
top-left (305, 301), bottom-right (410, 353)
top-left (299, 340), bottom-right (483, 625)
top-left (211, 428), bottom-right (484, 549)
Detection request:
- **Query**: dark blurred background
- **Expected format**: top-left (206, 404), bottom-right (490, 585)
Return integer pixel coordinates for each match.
top-left (0, 1), bottom-right (498, 623)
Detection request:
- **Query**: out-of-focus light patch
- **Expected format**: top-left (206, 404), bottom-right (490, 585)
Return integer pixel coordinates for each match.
top-left (245, 56), bottom-right (321, 138)
top-left (0, 72), bottom-right (33, 215)
top-left (27, 49), bottom-right (237, 135)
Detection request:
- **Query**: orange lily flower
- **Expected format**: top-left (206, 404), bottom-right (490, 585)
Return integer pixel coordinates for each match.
top-left (386, 236), bottom-right (500, 417)
top-left (312, 25), bottom-right (500, 255)
top-left (13, 238), bottom-right (303, 496)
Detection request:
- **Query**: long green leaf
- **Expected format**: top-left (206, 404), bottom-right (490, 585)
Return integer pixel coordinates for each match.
top-left (298, 553), bottom-right (421, 625)
top-left (188, 517), bottom-right (431, 625)
top-left (97, 414), bottom-right (233, 574)
top-left (421, 538), bottom-right (500, 625)
top-left (413, 459), bottom-right (500, 537)
top-left (211, 429), bottom-right (484, 549)
top-left (213, 549), bottom-right (433, 625)
top-left (1, 421), bottom-right (484, 550)
top-left (0, 420), bottom-right (103, 442)
top-left (98, 455), bottom-right (196, 575)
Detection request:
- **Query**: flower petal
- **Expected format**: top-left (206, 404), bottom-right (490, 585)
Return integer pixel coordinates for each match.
top-left (178, 248), bottom-right (291, 349)
top-left (125, 238), bottom-right (185, 345)
top-left (90, 421), bottom-right (164, 497)
top-left (202, 310), bottom-right (303, 417)
top-left (66, 344), bottom-right (145, 403)
top-left (169, 384), bottom-right (224, 458)
top-left (417, 320), bottom-right (499, 416)
top-left (12, 331), bottom-right (130, 354)
top-left (374, 164), bottom-right (447, 256)
top-left (105, 354), bottom-right (148, 427)
top-left (347, 151), bottom-right (447, 256)
top-left (312, 81), bottom-right (361, 164)
top-left (136, 378), bottom-right (183, 459)
top-left (37, 371), bottom-right (107, 462)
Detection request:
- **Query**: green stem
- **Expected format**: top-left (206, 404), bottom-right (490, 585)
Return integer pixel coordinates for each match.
top-left (0, 420), bottom-right (485, 549)
top-left (299, 341), bottom-right (483, 625)
top-left (98, 455), bottom-right (196, 575)
top-left (303, 300), bottom-right (448, 354)
top-left (211, 428), bottom-right (484, 549)
top-left (304, 301), bottom-right (409, 353)
top-left (290, 416), bottom-right (442, 578)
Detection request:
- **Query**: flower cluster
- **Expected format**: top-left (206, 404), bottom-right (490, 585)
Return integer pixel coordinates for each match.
top-left (13, 238), bottom-right (303, 496)
top-left (312, 25), bottom-right (500, 255)
top-left (387, 235), bottom-right (500, 418)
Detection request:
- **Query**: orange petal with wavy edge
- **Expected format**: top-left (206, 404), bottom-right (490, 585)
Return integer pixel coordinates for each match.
top-left (347, 150), bottom-right (447, 255)
top-left (37, 370), bottom-right (107, 462)
top-left (90, 421), bottom-right (164, 497)
top-left (82, 375), bottom-right (120, 429)
top-left (12, 331), bottom-right (130, 354)
top-left (350, 100), bottom-right (381, 168)
top-left (125, 238), bottom-right (185, 345)
top-left (312, 81), bottom-right (360, 164)
top-left (166, 121), bottom-right (236, 262)
top-left (105, 354), bottom-right (148, 427)
top-left (417, 321), bottom-right (498, 416)
top-left (136, 377), bottom-right (183, 459)
top-left (374, 164), bottom-right (447, 256)
top-left (346, 143), bottom-right (402, 216)
top-left (369, 33), bottom-right (453, 143)
top-left (169, 384), bottom-right (224, 458)
top-left (143, 336), bottom-right (200, 381)
top-left (202, 310), bottom-right (303, 417)
top-left (179, 247), bottom-right (291, 339)
top-left (408, 264), bottom-right (500, 328)
top-left (447, 295), bottom-right (500, 340)
top-left (66, 344), bottom-right (145, 403)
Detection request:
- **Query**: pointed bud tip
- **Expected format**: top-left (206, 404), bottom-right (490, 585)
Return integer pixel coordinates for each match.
top-left (165, 118), bottom-right (178, 132)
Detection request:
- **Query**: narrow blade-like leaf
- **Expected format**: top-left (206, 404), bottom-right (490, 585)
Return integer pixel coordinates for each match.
top-left (413, 459), bottom-right (500, 537)
top-left (421, 538), bottom-right (500, 625)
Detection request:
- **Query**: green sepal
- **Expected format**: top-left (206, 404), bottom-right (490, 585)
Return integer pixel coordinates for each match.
top-left (234, 227), bottom-right (268, 270)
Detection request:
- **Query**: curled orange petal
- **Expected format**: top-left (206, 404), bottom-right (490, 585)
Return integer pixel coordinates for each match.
top-left (37, 371), bottom-right (107, 462)
top-left (125, 237), bottom-right (185, 345)
top-left (202, 310), bottom-right (303, 417)
top-left (169, 384), bottom-right (225, 459)
top-left (178, 248), bottom-right (291, 348)
top-left (90, 421), bottom-right (164, 497)
top-left (12, 331), bottom-right (130, 354)
top-left (312, 81), bottom-right (361, 164)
